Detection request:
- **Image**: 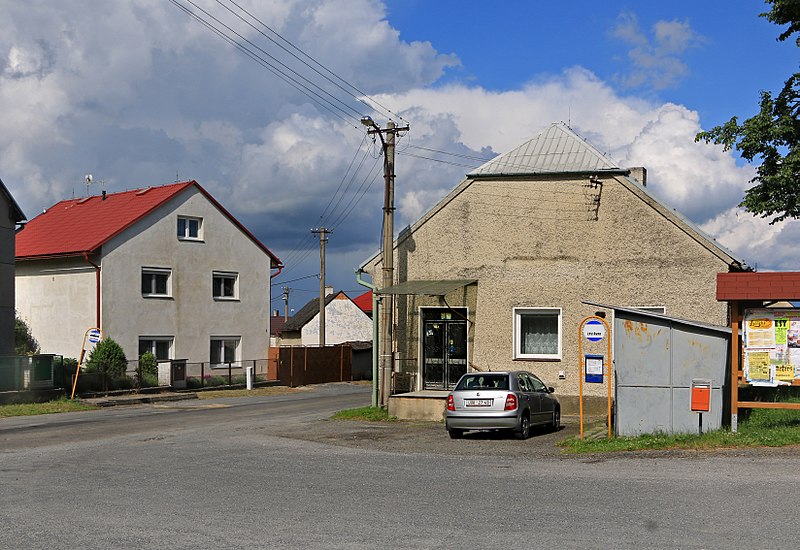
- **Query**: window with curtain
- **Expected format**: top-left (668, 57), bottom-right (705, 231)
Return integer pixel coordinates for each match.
top-left (514, 308), bottom-right (562, 360)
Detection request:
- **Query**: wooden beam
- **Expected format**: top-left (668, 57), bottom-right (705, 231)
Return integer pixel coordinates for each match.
top-left (738, 401), bottom-right (800, 410)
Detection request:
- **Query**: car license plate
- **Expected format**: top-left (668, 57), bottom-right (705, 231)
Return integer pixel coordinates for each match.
top-left (465, 399), bottom-right (492, 407)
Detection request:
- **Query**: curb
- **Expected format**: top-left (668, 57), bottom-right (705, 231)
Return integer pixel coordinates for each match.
top-left (82, 393), bottom-right (199, 407)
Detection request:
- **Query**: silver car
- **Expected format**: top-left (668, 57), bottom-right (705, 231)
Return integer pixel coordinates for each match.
top-left (445, 371), bottom-right (560, 439)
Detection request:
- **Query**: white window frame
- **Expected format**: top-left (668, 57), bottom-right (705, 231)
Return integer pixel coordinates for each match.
top-left (210, 336), bottom-right (240, 367)
top-left (212, 271), bottom-right (239, 300)
top-left (141, 267), bottom-right (172, 298)
top-left (177, 216), bottom-right (203, 241)
top-left (513, 307), bottom-right (562, 361)
top-left (138, 337), bottom-right (174, 361)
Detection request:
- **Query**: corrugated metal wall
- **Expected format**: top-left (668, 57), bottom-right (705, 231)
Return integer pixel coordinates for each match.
top-left (614, 310), bottom-right (729, 436)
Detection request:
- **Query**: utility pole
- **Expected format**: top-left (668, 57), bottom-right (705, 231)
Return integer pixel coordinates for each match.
top-left (360, 117), bottom-right (409, 406)
top-left (312, 227), bottom-right (331, 347)
top-left (282, 286), bottom-right (291, 321)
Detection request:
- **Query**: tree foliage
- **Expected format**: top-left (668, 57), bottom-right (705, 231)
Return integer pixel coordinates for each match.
top-left (86, 337), bottom-right (128, 378)
top-left (14, 314), bottom-right (39, 356)
top-left (695, 0), bottom-right (800, 224)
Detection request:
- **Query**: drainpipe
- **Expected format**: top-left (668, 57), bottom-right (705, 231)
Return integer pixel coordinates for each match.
top-left (83, 252), bottom-right (101, 328)
top-left (356, 268), bottom-right (378, 408)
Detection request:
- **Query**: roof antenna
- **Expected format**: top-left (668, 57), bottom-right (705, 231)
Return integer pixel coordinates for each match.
top-left (175, 170), bottom-right (179, 183)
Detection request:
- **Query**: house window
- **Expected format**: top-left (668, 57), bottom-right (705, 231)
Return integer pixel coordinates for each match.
top-left (513, 307), bottom-right (562, 360)
top-left (138, 337), bottom-right (174, 361)
top-left (213, 271), bottom-right (238, 300)
top-left (141, 268), bottom-right (172, 297)
top-left (177, 216), bottom-right (203, 240)
top-left (211, 337), bottom-right (240, 367)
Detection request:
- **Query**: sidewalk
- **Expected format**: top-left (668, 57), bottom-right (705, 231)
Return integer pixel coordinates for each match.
top-left (80, 392), bottom-right (198, 407)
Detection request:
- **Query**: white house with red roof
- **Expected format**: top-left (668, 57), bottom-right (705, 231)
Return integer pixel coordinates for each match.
top-left (15, 181), bottom-right (281, 366)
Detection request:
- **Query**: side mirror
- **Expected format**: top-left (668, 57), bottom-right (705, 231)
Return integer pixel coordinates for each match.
top-left (548, 387), bottom-right (555, 393)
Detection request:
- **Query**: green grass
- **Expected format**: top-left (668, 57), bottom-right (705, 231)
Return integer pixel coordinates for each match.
top-left (560, 404), bottom-right (800, 454)
top-left (0, 397), bottom-right (98, 417)
top-left (331, 406), bottom-right (396, 422)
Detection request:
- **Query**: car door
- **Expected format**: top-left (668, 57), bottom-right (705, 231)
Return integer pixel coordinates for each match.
top-left (517, 373), bottom-right (540, 420)
top-left (528, 374), bottom-right (553, 424)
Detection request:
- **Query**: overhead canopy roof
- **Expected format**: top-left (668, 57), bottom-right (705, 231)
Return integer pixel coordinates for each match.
top-left (379, 280), bottom-right (476, 296)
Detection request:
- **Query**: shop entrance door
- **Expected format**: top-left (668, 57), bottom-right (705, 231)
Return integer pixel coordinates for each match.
top-left (422, 308), bottom-right (467, 390)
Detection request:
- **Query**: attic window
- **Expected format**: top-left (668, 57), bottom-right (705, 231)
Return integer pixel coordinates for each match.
top-left (77, 197), bottom-right (93, 204)
top-left (136, 187), bottom-right (152, 196)
top-left (178, 216), bottom-right (203, 241)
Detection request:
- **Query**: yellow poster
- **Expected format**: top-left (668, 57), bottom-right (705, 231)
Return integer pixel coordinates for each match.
top-left (747, 351), bottom-right (771, 381)
top-left (775, 363), bottom-right (794, 382)
top-left (775, 318), bottom-right (789, 346)
top-left (747, 317), bottom-right (774, 348)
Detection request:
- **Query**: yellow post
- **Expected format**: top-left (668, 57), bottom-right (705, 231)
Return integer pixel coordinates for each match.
top-left (71, 327), bottom-right (102, 399)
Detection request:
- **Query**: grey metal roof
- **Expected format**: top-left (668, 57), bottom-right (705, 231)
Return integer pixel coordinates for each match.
top-left (469, 122), bottom-right (622, 177)
top-left (0, 178), bottom-right (25, 223)
top-left (583, 301), bottom-right (732, 335)
top-left (379, 279), bottom-right (476, 296)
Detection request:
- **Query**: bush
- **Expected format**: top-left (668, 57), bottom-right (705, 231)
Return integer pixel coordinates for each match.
top-left (85, 338), bottom-right (128, 378)
top-left (15, 314), bottom-right (40, 355)
top-left (138, 351), bottom-right (158, 382)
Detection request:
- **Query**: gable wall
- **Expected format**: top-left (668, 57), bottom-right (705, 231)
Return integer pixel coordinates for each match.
top-left (384, 174), bottom-right (731, 396)
top-left (99, 187), bottom-right (272, 364)
top-left (299, 296), bottom-right (373, 346)
top-left (16, 257), bottom-right (97, 357)
top-left (0, 194), bottom-right (16, 355)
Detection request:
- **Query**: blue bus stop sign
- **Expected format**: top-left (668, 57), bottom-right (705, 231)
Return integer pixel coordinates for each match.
top-left (87, 328), bottom-right (101, 344)
top-left (583, 319), bottom-right (605, 342)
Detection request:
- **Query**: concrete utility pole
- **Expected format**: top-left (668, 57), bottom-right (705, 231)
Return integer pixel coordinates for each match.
top-left (312, 227), bottom-right (331, 347)
top-left (282, 286), bottom-right (291, 321)
top-left (360, 117), bottom-right (409, 407)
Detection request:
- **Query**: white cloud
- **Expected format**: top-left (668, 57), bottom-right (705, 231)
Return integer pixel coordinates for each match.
top-left (612, 12), bottom-right (705, 90)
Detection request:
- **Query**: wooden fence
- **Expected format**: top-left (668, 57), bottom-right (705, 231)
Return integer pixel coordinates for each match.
top-left (277, 345), bottom-right (352, 387)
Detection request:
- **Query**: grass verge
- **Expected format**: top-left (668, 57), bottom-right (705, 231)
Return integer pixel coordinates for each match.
top-left (0, 397), bottom-right (98, 417)
top-left (331, 406), bottom-right (396, 422)
top-left (559, 404), bottom-right (800, 453)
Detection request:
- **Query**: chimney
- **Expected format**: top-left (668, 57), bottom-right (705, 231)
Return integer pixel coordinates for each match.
top-left (325, 286), bottom-right (334, 296)
top-left (102, 190), bottom-right (107, 200)
top-left (629, 167), bottom-right (647, 187)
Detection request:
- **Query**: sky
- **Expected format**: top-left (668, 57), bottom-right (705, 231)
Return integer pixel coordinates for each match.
top-left (2, 0), bottom-right (798, 313)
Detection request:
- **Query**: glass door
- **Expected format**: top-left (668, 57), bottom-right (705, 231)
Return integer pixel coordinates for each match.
top-left (422, 308), bottom-right (467, 390)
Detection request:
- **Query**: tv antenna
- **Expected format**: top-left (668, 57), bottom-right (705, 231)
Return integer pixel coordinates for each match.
top-left (84, 174), bottom-right (106, 197)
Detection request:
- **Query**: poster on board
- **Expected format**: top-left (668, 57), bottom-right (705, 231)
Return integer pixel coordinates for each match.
top-left (743, 309), bottom-right (800, 386)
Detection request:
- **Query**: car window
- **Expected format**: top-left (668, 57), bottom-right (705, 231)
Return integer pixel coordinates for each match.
top-left (516, 374), bottom-right (530, 392)
top-left (456, 374), bottom-right (509, 391)
top-left (529, 375), bottom-right (547, 392)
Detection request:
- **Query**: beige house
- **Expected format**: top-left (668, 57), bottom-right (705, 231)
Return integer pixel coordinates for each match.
top-left (15, 181), bottom-right (281, 365)
top-left (0, 179), bottom-right (26, 356)
top-left (360, 123), bottom-right (747, 415)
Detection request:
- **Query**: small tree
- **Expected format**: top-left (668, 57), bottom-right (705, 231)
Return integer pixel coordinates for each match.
top-left (15, 314), bottom-right (40, 355)
top-left (86, 337), bottom-right (128, 378)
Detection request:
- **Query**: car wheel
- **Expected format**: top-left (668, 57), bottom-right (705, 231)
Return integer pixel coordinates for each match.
top-left (515, 413), bottom-right (530, 440)
top-left (448, 428), bottom-right (464, 439)
top-left (551, 407), bottom-right (561, 431)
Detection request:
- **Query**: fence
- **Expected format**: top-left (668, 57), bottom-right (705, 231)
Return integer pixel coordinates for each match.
top-left (0, 355), bottom-right (64, 392)
top-left (278, 345), bottom-right (352, 387)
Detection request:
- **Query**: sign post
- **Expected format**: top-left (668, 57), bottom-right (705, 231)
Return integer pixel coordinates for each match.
top-left (578, 315), bottom-right (612, 440)
top-left (71, 327), bottom-right (102, 399)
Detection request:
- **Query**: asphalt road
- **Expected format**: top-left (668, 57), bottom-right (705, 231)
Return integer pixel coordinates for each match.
top-left (1, 383), bottom-right (798, 549)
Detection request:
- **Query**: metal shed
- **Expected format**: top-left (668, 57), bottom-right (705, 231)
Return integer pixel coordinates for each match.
top-left (586, 302), bottom-right (731, 437)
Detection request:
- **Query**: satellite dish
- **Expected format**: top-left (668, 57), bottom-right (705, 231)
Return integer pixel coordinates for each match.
top-left (85, 174), bottom-right (92, 184)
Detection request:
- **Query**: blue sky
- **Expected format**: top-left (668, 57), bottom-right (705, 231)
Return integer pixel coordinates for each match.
top-left (2, 0), bottom-right (798, 313)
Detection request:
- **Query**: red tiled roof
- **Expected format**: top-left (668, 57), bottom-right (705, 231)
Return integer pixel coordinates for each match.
top-left (718, 272), bottom-right (800, 301)
top-left (352, 290), bottom-right (373, 314)
top-left (16, 181), bottom-right (280, 265)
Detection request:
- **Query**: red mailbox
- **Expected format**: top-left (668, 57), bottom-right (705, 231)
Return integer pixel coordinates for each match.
top-left (691, 378), bottom-right (711, 412)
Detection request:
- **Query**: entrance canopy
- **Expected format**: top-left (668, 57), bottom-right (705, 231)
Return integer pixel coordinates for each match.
top-left (378, 279), bottom-right (476, 296)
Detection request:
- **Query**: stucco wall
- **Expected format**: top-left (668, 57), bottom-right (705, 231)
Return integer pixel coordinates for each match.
top-left (100, 187), bottom-right (272, 364)
top-left (367, 174), bottom-right (733, 397)
top-left (300, 295), bottom-right (373, 346)
top-left (15, 258), bottom-right (97, 357)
